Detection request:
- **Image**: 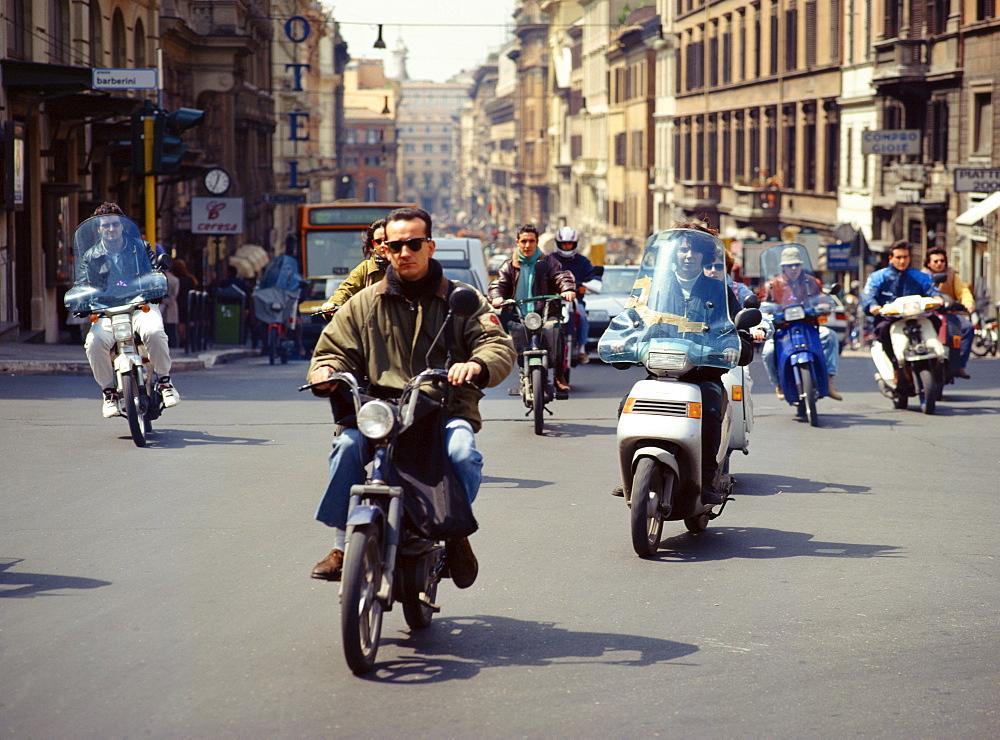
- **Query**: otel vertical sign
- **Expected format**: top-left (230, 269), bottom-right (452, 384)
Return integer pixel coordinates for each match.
top-left (284, 15), bottom-right (311, 189)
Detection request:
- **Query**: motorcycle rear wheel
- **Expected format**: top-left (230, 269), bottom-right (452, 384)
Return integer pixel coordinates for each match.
top-left (341, 525), bottom-right (385, 675)
top-left (122, 372), bottom-right (148, 447)
top-left (530, 366), bottom-right (544, 435)
top-left (917, 368), bottom-right (936, 415)
top-left (402, 551), bottom-right (441, 631)
top-left (630, 457), bottom-right (669, 558)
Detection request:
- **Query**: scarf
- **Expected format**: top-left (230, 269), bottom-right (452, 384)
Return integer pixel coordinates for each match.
top-left (384, 258), bottom-right (444, 301)
top-left (515, 249), bottom-right (540, 303)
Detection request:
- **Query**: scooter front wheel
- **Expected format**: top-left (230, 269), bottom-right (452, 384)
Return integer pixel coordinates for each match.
top-left (341, 525), bottom-right (385, 675)
top-left (801, 370), bottom-right (818, 427)
top-left (917, 368), bottom-right (936, 415)
top-left (122, 372), bottom-right (148, 447)
top-left (629, 457), bottom-right (670, 558)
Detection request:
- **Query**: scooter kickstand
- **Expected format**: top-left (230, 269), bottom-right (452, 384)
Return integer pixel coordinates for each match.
top-left (707, 496), bottom-right (733, 520)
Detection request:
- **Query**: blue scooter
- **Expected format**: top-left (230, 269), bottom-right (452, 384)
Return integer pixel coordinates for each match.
top-left (766, 300), bottom-right (830, 427)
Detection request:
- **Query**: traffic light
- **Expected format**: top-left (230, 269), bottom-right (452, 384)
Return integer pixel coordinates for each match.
top-left (153, 107), bottom-right (204, 174)
top-left (130, 103), bottom-right (155, 175)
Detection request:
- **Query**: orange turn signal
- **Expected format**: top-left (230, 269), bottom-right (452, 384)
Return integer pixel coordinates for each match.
top-left (817, 315), bottom-right (828, 324)
top-left (90, 314), bottom-right (99, 323)
top-left (731, 385), bottom-right (743, 401)
top-left (622, 398), bottom-right (635, 414)
top-left (140, 304), bottom-right (151, 313)
top-left (688, 402), bottom-right (702, 419)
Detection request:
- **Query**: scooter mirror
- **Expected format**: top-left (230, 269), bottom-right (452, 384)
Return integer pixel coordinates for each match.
top-left (449, 287), bottom-right (481, 316)
top-left (735, 307), bottom-right (763, 330)
top-left (932, 272), bottom-right (947, 285)
top-left (742, 294), bottom-right (761, 310)
top-left (828, 282), bottom-right (842, 294)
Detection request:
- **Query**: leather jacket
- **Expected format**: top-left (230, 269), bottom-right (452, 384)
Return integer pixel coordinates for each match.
top-left (488, 253), bottom-right (576, 312)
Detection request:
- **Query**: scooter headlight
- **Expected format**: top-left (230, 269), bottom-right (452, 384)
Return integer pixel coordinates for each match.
top-left (111, 313), bottom-right (132, 341)
top-left (356, 400), bottom-right (396, 439)
top-left (523, 312), bottom-right (543, 331)
top-left (646, 351), bottom-right (692, 373)
top-left (784, 305), bottom-right (806, 321)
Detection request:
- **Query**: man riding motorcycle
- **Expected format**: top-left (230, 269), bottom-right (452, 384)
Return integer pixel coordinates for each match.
top-left (77, 202), bottom-right (179, 417)
top-left (549, 226), bottom-right (602, 365)
top-left (862, 239), bottom-right (942, 387)
top-left (489, 224), bottom-right (576, 393)
top-left (759, 246), bottom-right (843, 401)
top-left (306, 207), bottom-right (516, 587)
top-left (923, 247), bottom-right (975, 379)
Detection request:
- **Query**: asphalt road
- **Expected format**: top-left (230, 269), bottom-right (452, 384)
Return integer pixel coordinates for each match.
top-left (2, 351), bottom-right (998, 737)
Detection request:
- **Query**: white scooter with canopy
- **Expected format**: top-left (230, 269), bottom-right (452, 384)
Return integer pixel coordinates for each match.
top-left (600, 228), bottom-right (761, 557)
top-left (64, 214), bottom-right (168, 446)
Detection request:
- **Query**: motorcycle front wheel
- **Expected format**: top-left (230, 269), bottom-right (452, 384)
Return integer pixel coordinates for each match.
top-left (122, 371), bottom-right (148, 447)
top-left (530, 365), bottom-right (545, 435)
top-left (630, 457), bottom-right (669, 558)
top-left (917, 368), bottom-right (936, 415)
top-left (341, 525), bottom-right (385, 675)
top-left (801, 369), bottom-right (818, 427)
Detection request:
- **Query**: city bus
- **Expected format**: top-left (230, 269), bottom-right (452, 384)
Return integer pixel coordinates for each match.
top-left (296, 201), bottom-right (414, 278)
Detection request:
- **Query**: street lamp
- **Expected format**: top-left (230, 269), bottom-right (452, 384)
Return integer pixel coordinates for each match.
top-left (373, 24), bottom-right (386, 49)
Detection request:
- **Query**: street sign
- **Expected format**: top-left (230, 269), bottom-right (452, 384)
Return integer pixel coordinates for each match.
top-left (954, 167), bottom-right (1000, 193)
top-left (191, 197), bottom-right (244, 234)
top-left (262, 193), bottom-right (308, 204)
top-left (826, 243), bottom-right (852, 271)
top-left (92, 68), bottom-right (158, 90)
top-left (861, 130), bottom-right (921, 155)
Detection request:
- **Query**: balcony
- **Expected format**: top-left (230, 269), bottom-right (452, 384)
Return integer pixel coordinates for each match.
top-left (873, 38), bottom-right (927, 86)
top-left (730, 184), bottom-right (782, 220)
top-left (674, 182), bottom-right (721, 211)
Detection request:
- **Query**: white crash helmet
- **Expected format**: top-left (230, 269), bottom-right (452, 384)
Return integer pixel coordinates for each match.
top-left (555, 226), bottom-right (578, 257)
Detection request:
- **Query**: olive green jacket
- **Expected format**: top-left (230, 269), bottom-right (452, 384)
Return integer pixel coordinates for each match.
top-left (309, 273), bottom-right (515, 432)
top-left (330, 257), bottom-right (384, 306)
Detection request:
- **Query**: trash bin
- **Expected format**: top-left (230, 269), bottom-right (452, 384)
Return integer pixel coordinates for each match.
top-left (214, 286), bottom-right (246, 345)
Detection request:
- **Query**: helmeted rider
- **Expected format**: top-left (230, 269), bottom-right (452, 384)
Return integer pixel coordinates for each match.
top-left (77, 202), bottom-right (179, 417)
top-left (549, 226), bottom-right (602, 365)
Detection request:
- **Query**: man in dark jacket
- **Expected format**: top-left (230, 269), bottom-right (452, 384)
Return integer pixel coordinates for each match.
top-left (549, 225), bottom-right (602, 364)
top-left (489, 224), bottom-right (577, 392)
top-left (307, 207), bottom-right (516, 588)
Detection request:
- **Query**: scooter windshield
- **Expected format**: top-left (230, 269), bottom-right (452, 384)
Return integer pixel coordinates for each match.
top-left (758, 243), bottom-right (830, 313)
top-left (64, 214), bottom-right (167, 312)
top-left (598, 229), bottom-right (740, 370)
top-left (258, 254), bottom-right (303, 291)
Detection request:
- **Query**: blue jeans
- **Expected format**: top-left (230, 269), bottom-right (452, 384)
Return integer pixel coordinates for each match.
top-left (315, 418), bottom-right (482, 529)
top-left (762, 325), bottom-right (839, 385)
top-left (577, 304), bottom-right (589, 348)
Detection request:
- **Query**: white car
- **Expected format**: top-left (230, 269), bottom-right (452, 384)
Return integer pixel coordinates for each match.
top-left (585, 265), bottom-right (639, 349)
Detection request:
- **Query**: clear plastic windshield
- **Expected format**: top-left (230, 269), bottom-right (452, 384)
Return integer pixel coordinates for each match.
top-left (758, 243), bottom-right (830, 313)
top-left (257, 254), bottom-right (304, 291)
top-left (598, 229), bottom-right (740, 370)
top-left (64, 214), bottom-right (166, 312)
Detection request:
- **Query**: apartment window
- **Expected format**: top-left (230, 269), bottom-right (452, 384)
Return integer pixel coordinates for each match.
top-left (929, 97), bottom-right (949, 162)
top-left (845, 127), bottom-right (853, 186)
top-left (805, 2), bottom-right (817, 68)
top-left (684, 120), bottom-right (693, 180)
top-left (976, 0), bottom-right (996, 20)
top-left (88, 0), bottom-right (101, 65)
top-left (134, 18), bottom-right (146, 68)
top-left (783, 106), bottom-right (796, 189)
top-left (722, 20), bottom-right (732, 85)
top-left (737, 11), bottom-right (746, 81)
top-left (346, 129), bottom-right (356, 144)
top-left (928, 0), bottom-right (948, 33)
top-left (614, 132), bottom-right (627, 166)
top-left (753, 12), bottom-right (761, 78)
top-left (735, 113), bottom-right (745, 179)
top-left (828, 0), bottom-right (840, 61)
top-left (765, 107), bottom-right (778, 179)
top-left (367, 130), bottom-right (380, 144)
top-left (722, 114), bottom-right (732, 182)
top-left (749, 111), bottom-right (760, 178)
top-left (709, 23), bottom-right (719, 87)
top-left (570, 135), bottom-right (582, 160)
top-left (111, 8), bottom-right (126, 67)
top-left (7, 0), bottom-right (30, 58)
top-left (404, 144), bottom-right (415, 153)
top-left (884, 0), bottom-right (900, 38)
top-left (785, 8), bottom-right (798, 71)
top-left (440, 144), bottom-right (450, 153)
top-left (423, 143), bottom-right (434, 153)
top-left (804, 105), bottom-right (817, 191)
top-left (49, 0), bottom-right (70, 63)
top-left (696, 118), bottom-right (705, 180)
top-left (824, 104), bottom-right (839, 191)
top-left (770, 7), bottom-right (779, 75)
top-left (365, 181), bottom-right (378, 201)
top-left (973, 93), bottom-right (992, 155)
top-left (707, 117), bottom-right (718, 183)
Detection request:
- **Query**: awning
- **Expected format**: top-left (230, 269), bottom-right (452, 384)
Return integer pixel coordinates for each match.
top-left (955, 192), bottom-right (1000, 226)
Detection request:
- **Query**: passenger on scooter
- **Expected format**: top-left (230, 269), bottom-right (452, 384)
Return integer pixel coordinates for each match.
top-left (489, 224), bottom-right (577, 392)
top-left (307, 207), bottom-right (516, 587)
top-left (862, 240), bottom-right (942, 387)
top-left (320, 218), bottom-right (389, 310)
top-left (759, 246), bottom-right (843, 401)
top-left (549, 225), bottom-right (602, 365)
top-left (77, 202), bottom-right (179, 417)
top-left (704, 248), bottom-right (770, 343)
top-left (922, 247), bottom-right (974, 379)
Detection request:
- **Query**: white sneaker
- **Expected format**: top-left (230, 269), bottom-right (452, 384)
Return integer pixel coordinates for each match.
top-left (159, 376), bottom-right (180, 408)
top-left (102, 388), bottom-right (121, 418)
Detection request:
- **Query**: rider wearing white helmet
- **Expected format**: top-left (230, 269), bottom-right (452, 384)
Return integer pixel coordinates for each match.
top-left (550, 226), bottom-right (602, 364)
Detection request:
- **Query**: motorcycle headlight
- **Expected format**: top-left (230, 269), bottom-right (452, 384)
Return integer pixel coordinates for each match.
top-left (524, 312), bottom-right (543, 331)
top-left (646, 351), bottom-right (692, 373)
top-left (356, 400), bottom-right (396, 440)
top-left (784, 305), bottom-right (806, 321)
top-left (111, 313), bottom-right (132, 341)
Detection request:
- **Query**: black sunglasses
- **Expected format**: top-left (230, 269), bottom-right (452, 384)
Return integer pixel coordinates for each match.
top-left (707, 262), bottom-right (725, 270)
top-left (383, 237), bottom-right (431, 254)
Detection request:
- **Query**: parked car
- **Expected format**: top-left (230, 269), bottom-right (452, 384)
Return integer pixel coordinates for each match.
top-left (585, 264), bottom-right (639, 350)
top-left (433, 237), bottom-right (489, 294)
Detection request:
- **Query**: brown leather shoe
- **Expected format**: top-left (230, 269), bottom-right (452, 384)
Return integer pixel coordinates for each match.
top-left (827, 376), bottom-right (843, 401)
top-left (554, 377), bottom-right (571, 393)
top-left (446, 537), bottom-right (478, 589)
top-left (578, 352), bottom-right (590, 365)
top-left (311, 549), bottom-right (344, 581)
top-left (956, 368), bottom-right (971, 379)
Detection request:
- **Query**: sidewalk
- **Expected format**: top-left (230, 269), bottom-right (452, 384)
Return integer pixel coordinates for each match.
top-left (0, 342), bottom-right (259, 376)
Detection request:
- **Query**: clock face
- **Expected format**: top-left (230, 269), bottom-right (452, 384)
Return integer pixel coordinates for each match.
top-left (204, 168), bottom-right (231, 195)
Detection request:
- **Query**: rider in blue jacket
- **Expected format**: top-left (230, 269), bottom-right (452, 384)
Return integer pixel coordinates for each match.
top-left (549, 226), bottom-right (602, 364)
top-left (861, 239), bottom-right (941, 379)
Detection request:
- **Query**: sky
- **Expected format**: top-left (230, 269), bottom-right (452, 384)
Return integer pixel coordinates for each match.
top-left (321, 0), bottom-right (518, 83)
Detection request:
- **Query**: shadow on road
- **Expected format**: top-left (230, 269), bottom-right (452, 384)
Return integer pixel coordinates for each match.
top-left (534, 421), bottom-right (615, 438)
top-left (362, 614), bottom-right (700, 683)
top-left (650, 526), bottom-right (902, 563)
top-left (129, 429), bottom-right (272, 448)
top-left (0, 558), bottom-right (111, 599)
top-left (733, 472), bottom-right (871, 496)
